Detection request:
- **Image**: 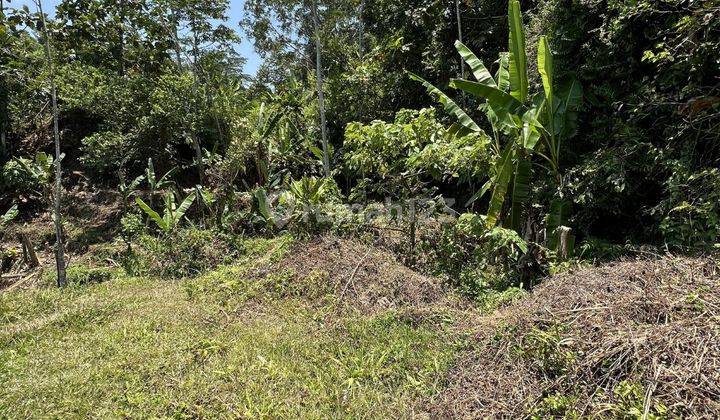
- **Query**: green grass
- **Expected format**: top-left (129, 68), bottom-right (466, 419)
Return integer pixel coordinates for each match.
top-left (0, 239), bottom-right (464, 418)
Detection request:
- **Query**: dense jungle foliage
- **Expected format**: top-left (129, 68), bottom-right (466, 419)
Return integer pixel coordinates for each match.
top-left (1, 0), bottom-right (719, 287)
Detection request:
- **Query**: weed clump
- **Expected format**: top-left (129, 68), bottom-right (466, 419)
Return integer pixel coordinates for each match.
top-left (130, 227), bottom-right (243, 279)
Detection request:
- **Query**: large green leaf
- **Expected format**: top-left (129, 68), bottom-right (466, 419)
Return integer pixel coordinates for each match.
top-left (521, 107), bottom-right (543, 150)
top-left (507, 0), bottom-right (528, 103)
top-left (408, 72), bottom-right (482, 133)
top-left (1, 204), bottom-right (18, 228)
top-left (464, 179), bottom-right (492, 207)
top-left (254, 187), bottom-right (273, 223)
top-left (556, 78), bottom-right (583, 139)
top-left (173, 194), bottom-right (196, 225)
top-left (486, 142), bottom-right (515, 228)
top-left (495, 52), bottom-right (510, 92)
top-left (537, 36), bottom-right (554, 111)
top-left (136, 197), bottom-right (167, 231)
top-left (509, 154), bottom-right (532, 231)
top-left (450, 79), bottom-right (524, 114)
top-left (454, 41), bottom-right (496, 87)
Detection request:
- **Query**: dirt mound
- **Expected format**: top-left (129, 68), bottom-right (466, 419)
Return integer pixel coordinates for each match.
top-left (254, 236), bottom-right (451, 314)
top-left (430, 256), bottom-right (720, 418)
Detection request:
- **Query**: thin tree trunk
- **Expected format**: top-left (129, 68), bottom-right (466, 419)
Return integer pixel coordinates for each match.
top-left (358, 0), bottom-right (365, 59)
top-left (190, 20), bottom-right (204, 183)
top-left (170, 9), bottom-right (204, 183)
top-left (117, 0), bottom-right (126, 76)
top-left (0, 0), bottom-right (8, 162)
top-left (37, 0), bottom-right (66, 287)
top-left (312, 1), bottom-right (330, 178)
top-left (455, 0), bottom-right (464, 79)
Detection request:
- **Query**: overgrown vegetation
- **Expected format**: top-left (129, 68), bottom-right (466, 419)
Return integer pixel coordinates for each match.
top-left (1, 0), bottom-right (718, 416)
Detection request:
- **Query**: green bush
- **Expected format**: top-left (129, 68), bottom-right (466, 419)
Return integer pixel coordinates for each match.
top-left (344, 108), bottom-right (490, 187)
top-left (424, 213), bottom-right (543, 296)
top-left (1, 156), bottom-right (50, 199)
top-left (133, 227), bottom-right (242, 279)
top-left (80, 131), bottom-right (138, 176)
top-left (655, 168), bottom-right (720, 249)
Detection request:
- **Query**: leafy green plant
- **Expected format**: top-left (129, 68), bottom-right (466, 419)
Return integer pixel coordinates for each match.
top-left (603, 381), bottom-right (668, 420)
top-left (655, 168), bottom-right (720, 249)
top-left (118, 173), bottom-right (144, 213)
top-left (80, 131), bottom-right (137, 176)
top-left (252, 187), bottom-right (275, 231)
top-left (2, 152), bottom-right (57, 201)
top-left (134, 227), bottom-right (242, 279)
top-left (427, 213), bottom-right (537, 293)
top-left (411, 0), bottom-right (582, 233)
top-left (1, 204), bottom-right (18, 231)
top-left (135, 192), bottom-right (195, 234)
top-left (145, 158), bottom-right (176, 204)
top-left (344, 108), bottom-right (490, 187)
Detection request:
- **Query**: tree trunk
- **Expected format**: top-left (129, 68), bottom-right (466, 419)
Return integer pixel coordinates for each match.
top-left (190, 20), bottom-right (204, 183)
top-left (170, 9), bottom-right (204, 183)
top-left (358, 0), bottom-right (365, 59)
top-left (0, 0), bottom-right (8, 162)
top-left (37, 0), bottom-right (67, 287)
top-left (455, 0), bottom-right (464, 79)
top-left (312, 1), bottom-right (330, 178)
top-left (20, 233), bottom-right (40, 268)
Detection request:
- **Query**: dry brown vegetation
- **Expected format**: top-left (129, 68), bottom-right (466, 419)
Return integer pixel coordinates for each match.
top-left (430, 255), bottom-right (720, 418)
top-left (245, 236), bottom-right (461, 315)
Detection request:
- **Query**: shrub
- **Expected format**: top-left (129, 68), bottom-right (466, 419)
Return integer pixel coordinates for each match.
top-left (1, 154), bottom-right (53, 200)
top-left (133, 227), bottom-right (242, 279)
top-left (655, 168), bottom-right (720, 250)
top-left (344, 108), bottom-right (490, 187)
top-left (80, 131), bottom-right (138, 176)
top-left (424, 213), bottom-right (546, 296)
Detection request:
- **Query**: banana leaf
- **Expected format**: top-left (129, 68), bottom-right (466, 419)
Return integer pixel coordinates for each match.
top-left (508, 0), bottom-right (528, 103)
top-left (455, 41), bottom-right (496, 87)
top-left (408, 71), bottom-right (482, 133)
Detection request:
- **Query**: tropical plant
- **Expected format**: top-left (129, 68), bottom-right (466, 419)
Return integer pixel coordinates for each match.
top-left (1, 204), bottom-right (18, 231)
top-left (8, 152), bottom-right (57, 200)
top-left (410, 0), bottom-right (582, 236)
top-left (145, 158), bottom-right (176, 205)
top-left (136, 192), bottom-right (195, 234)
top-left (252, 187), bottom-right (275, 231)
top-left (118, 172), bottom-right (144, 214)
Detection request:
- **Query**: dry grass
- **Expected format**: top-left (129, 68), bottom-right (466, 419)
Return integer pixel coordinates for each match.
top-left (430, 255), bottom-right (720, 418)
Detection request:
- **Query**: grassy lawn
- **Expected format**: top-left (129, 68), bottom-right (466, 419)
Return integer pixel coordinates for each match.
top-left (0, 246), bottom-right (465, 418)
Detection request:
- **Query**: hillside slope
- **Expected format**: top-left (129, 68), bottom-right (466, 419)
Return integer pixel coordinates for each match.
top-left (2, 238), bottom-right (718, 418)
top-left (0, 236), bottom-right (467, 418)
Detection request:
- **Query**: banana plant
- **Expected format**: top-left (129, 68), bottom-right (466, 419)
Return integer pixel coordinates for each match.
top-left (135, 192), bottom-right (195, 234)
top-left (145, 158), bottom-right (176, 204)
top-left (410, 0), bottom-right (581, 233)
top-left (118, 172), bottom-right (145, 215)
top-left (252, 187), bottom-right (275, 230)
top-left (14, 152), bottom-right (59, 200)
top-left (1, 204), bottom-right (18, 231)
top-left (251, 102), bottom-right (283, 187)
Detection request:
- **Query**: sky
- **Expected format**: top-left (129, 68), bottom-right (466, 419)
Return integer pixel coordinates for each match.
top-left (8, 0), bottom-right (263, 75)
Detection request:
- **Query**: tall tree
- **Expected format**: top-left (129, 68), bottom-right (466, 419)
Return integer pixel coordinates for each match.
top-left (312, 0), bottom-right (329, 177)
top-left (455, 0), bottom-right (464, 79)
top-left (0, 0), bottom-right (8, 162)
top-left (36, 0), bottom-right (67, 287)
